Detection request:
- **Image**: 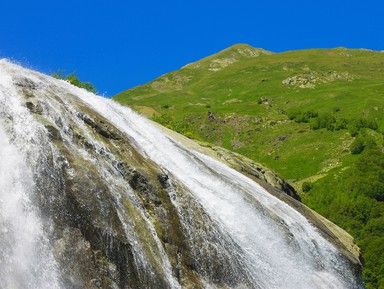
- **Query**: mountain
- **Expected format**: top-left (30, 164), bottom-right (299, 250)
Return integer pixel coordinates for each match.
top-left (114, 44), bottom-right (384, 289)
top-left (0, 60), bottom-right (364, 289)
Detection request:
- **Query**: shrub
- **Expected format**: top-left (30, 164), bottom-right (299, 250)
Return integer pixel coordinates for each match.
top-left (310, 113), bottom-right (336, 130)
top-left (53, 72), bottom-right (96, 93)
top-left (348, 124), bottom-right (360, 137)
top-left (351, 138), bottom-right (365, 154)
top-left (288, 110), bottom-right (318, 123)
top-left (348, 118), bottom-right (379, 136)
top-left (334, 118), bottom-right (348, 130)
top-left (364, 119), bottom-right (379, 131)
top-left (302, 181), bottom-right (313, 192)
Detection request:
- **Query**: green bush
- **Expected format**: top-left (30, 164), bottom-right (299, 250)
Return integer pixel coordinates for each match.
top-left (334, 118), bottom-right (348, 130)
top-left (348, 124), bottom-right (360, 137)
top-left (348, 118), bottom-right (379, 136)
top-left (302, 181), bottom-right (313, 192)
top-left (351, 138), bottom-right (365, 154)
top-left (351, 131), bottom-right (380, 155)
top-left (288, 110), bottom-right (318, 123)
top-left (310, 113), bottom-right (336, 130)
top-left (53, 72), bottom-right (96, 93)
top-left (289, 111), bottom-right (379, 135)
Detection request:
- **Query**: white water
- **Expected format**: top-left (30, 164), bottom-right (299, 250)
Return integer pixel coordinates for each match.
top-left (0, 59), bottom-right (363, 289)
top-left (0, 64), bottom-right (61, 288)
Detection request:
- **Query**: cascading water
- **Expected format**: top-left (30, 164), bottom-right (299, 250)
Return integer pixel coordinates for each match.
top-left (0, 59), bottom-right (364, 289)
top-left (0, 66), bottom-right (61, 289)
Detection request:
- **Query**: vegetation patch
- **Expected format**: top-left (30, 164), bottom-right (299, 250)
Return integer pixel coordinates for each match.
top-left (53, 72), bottom-right (96, 93)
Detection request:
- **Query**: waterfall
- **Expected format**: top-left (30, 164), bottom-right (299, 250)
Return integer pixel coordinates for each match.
top-left (0, 66), bottom-right (61, 288)
top-left (0, 59), bottom-right (364, 289)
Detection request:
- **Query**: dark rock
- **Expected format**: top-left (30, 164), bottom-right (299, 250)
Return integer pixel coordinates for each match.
top-left (157, 174), bottom-right (169, 188)
top-left (14, 77), bottom-right (37, 90)
top-left (114, 160), bottom-right (163, 206)
top-left (26, 101), bottom-right (43, 114)
top-left (281, 180), bottom-right (300, 201)
top-left (276, 135), bottom-right (288, 142)
top-left (45, 125), bottom-right (62, 141)
top-left (207, 111), bottom-right (216, 121)
top-left (77, 112), bottom-right (122, 140)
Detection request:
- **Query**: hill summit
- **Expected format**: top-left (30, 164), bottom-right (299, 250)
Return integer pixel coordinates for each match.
top-left (182, 43), bottom-right (272, 71)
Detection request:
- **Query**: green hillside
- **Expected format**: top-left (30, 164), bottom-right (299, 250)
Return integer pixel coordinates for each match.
top-left (114, 44), bottom-right (384, 288)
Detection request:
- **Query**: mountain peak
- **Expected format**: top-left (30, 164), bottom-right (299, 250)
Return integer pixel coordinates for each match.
top-left (223, 43), bottom-right (272, 54)
top-left (182, 43), bottom-right (272, 71)
top-left (208, 43), bottom-right (273, 60)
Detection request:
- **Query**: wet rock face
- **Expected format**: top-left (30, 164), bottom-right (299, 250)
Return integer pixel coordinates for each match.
top-left (16, 83), bottom-right (245, 288)
top-left (25, 89), bottom-right (263, 288)
top-left (53, 228), bottom-right (119, 289)
top-left (14, 81), bottom-right (165, 288)
top-left (30, 135), bottom-right (130, 288)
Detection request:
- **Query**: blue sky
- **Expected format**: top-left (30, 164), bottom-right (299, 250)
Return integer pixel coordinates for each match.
top-left (0, 0), bottom-right (383, 96)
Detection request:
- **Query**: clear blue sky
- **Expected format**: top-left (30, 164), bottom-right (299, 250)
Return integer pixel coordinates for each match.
top-left (0, 0), bottom-right (383, 96)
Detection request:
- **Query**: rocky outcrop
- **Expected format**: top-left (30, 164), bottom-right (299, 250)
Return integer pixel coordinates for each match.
top-left (282, 71), bottom-right (355, 88)
top-left (15, 80), bottom-right (256, 289)
top-left (207, 145), bottom-right (300, 200)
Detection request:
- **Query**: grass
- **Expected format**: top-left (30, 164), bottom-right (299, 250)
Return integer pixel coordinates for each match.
top-left (114, 44), bottom-right (384, 288)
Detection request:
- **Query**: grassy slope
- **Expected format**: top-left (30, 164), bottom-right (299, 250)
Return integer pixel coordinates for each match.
top-left (114, 44), bottom-right (384, 288)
